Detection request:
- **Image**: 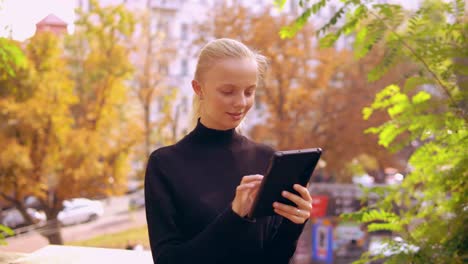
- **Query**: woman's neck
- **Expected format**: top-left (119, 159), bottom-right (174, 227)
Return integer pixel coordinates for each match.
top-left (199, 116), bottom-right (236, 131)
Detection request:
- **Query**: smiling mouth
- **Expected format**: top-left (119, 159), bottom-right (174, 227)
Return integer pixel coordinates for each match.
top-left (227, 112), bottom-right (244, 119)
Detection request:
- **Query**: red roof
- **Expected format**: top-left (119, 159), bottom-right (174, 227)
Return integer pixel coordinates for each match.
top-left (36, 14), bottom-right (67, 27)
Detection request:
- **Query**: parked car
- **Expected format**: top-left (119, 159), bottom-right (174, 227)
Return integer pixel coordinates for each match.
top-left (127, 180), bottom-right (143, 194)
top-left (57, 198), bottom-right (104, 226)
top-left (24, 196), bottom-right (44, 210)
top-left (129, 189), bottom-right (145, 210)
top-left (1, 208), bottom-right (47, 229)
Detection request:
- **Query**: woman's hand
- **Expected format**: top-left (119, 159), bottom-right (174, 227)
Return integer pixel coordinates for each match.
top-left (232, 174), bottom-right (264, 217)
top-left (273, 184), bottom-right (312, 224)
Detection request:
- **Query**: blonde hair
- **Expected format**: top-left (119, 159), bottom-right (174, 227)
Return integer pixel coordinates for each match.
top-left (191, 38), bottom-right (268, 129)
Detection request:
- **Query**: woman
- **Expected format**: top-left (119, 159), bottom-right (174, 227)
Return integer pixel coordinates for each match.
top-left (145, 38), bottom-right (313, 264)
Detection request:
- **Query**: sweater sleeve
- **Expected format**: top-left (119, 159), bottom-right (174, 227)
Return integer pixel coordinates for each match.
top-left (144, 152), bottom-right (253, 264)
top-left (263, 216), bottom-right (307, 262)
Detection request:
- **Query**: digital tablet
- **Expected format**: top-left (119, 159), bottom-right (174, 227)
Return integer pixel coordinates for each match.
top-left (248, 148), bottom-right (322, 218)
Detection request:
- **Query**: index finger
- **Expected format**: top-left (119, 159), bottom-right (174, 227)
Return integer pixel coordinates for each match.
top-left (240, 174), bottom-right (264, 184)
top-left (293, 184), bottom-right (312, 202)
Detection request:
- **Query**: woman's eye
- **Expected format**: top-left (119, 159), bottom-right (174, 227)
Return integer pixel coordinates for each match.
top-left (245, 90), bottom-right (254, 96)
top-left (221, 90), bottom-right (233, 95)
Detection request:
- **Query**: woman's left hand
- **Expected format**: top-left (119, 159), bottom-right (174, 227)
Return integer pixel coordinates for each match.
top-left (273, 184), bottom-right (312, 224)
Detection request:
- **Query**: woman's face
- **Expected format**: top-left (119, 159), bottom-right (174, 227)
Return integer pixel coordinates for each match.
top-left (193, 57), bottom-right (258, 130)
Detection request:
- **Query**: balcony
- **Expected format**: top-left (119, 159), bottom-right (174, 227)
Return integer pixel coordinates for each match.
top-left (0, 245), bottom-right (153, 264)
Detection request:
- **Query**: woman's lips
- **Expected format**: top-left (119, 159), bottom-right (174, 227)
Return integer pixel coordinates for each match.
top-left (227, 112), bottom-right (243, 120)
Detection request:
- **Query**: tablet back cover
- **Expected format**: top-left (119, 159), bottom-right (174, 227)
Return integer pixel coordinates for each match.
top-left (249, 148), bottom-right (321, 218)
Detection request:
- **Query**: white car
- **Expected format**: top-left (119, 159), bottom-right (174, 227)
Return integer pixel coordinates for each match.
top-left (57, 198), bottom-right (104, 226)
top-left (129, 189), bottom-right (145, 210)
top-left (1, 208), bottom-right (47, 228)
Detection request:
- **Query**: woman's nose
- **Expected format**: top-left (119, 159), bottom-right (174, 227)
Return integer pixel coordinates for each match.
top-left (233, 94), bottom-right (247, 108)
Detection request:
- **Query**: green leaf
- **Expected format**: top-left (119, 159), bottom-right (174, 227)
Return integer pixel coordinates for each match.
top-left (412, 91), bottom-right (431, 104)
top-left (362, 106), bottom-right (373, 120)
top-left (273, 0), bottom-right (287, 9)
top-left (354, 27), bottom-right (369, 58)
top-left (0, 225), bottom-right (14, 236)
top-left (319, 33), bottom-right (338, 48)
top-left (279, 7), bottom-right (312, 39)
top-left (367, 45), bottom-right (399, 82)
top-left (0, 38), bottom-right (27, 78)
top-left (367, 222), bottom-right (402, 232)
top-left (342, 6), bottom-right (366, 36)
top-left (341, 210), bottom-right (366, 221)
top-left (279, 26), bottom-right (295, 39)
top-left (362, 210), bottom-right (399, 223)
top-left (364, 126), bottom-right (382, 135)
top-left (387, 100), bottom-right (407, 117)
top-left (403, 76), bottom-right (433, 92)
top-left (311, 0), bottom-right (328, 14)
top-left (378, 122), bottom-right (406, 147)
top-left (318, 4), bottom-right (348, 35)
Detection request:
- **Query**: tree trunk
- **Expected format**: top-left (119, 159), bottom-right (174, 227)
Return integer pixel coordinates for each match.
top-left (172, 104), bottom-right (180, 142)
top-left (40, 220), bottom-right (64, 245)
top-left (144, 103), bottom-right (151, 158)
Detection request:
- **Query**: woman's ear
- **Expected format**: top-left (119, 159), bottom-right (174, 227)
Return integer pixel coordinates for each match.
top-left (192, 80), bottom-right (203, 99)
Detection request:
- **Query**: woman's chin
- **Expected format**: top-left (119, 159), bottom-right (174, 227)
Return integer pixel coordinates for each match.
top-left (219, 119), bottom-right (242, 130)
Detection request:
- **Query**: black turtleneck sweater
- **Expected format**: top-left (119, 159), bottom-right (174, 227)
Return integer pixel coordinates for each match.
top-left (144, 120), bottom-right (306, 264)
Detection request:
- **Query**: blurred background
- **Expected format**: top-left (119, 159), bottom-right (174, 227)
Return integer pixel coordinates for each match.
top-left (0, 0), bottom-right (466, 263)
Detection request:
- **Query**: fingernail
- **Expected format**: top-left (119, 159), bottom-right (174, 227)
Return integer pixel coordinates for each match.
top-left (273, 202), bottom-right (277, 207)
top-left (282, 191), bottom-right (287, 196)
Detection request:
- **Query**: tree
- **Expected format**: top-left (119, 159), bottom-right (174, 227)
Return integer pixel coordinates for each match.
top-left (314, 49), bottom-right (416, 181)
top-left (130, 0), bottom-right (179, 177)
top-left (195, 2), bottom-right (404, 181)
top-left (0, 32), bottom-right (77, 244)
top-left (0, 39), bottom-right (26, 80)
top-left (0, 0), bottom-right (137, 244)
top-left (64, 0), bottom-right (138, 199)
top-left (280, 0), bottom-right (467, 262)
top-left (0, 37), bottom-right (26, 245)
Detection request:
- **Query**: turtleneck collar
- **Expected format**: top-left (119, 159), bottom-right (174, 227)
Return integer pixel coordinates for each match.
top-left (187, 118), bottom-right (240, 145)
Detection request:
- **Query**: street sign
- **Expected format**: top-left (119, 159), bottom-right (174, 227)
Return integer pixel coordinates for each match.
top-left (310, 195), bottom-right (329, 218)
top-left (312, 219), bottom-right (333, 263)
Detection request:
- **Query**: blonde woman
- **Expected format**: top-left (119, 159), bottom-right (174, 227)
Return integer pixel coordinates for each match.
top-left (144, 38), bottom-right (313, 263)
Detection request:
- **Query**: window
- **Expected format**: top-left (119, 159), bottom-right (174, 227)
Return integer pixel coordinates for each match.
top-left (156, 21), bottom-right (169, 34)
top-left (160, 63), bottom-right (169, 76)
top-left (181, 59), bottom-right (188, 76)
top-left (181, 96), bottom-right (188, 113)
top-left (181, 23), bottom-right (188, 41)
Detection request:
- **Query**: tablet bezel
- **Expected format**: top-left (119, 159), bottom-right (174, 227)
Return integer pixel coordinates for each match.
top-left (248, 148), bottom-right (322, 218)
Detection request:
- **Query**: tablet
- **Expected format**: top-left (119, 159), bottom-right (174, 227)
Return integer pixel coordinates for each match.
top-left (248, 148), bottom-right (322, 218)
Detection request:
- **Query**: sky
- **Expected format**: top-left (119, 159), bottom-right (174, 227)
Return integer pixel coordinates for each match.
top-left (0, 0), bottom-right (76, 41)
top-left (0, 0), bottom-right (423, 41)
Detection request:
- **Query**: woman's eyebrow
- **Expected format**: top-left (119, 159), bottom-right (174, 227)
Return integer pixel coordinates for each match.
top-left (218, 83), bottom-right (257, 89)
top-left (218, 83), bottom-right (237, 88)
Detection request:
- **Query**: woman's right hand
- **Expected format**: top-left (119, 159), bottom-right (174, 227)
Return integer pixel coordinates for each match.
top-left (231, 174), bottom-right (264, 217)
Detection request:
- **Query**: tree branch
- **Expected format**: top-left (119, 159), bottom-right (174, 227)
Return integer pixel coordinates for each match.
top-left (366, 8), bottom-right (465, 119)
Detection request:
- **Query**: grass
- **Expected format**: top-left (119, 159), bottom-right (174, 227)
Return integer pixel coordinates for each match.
top-left (66, 225), bottom-right (150, 250)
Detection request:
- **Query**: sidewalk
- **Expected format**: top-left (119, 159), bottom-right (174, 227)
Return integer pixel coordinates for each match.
top-left (1, 209), bottom-right (146, 253)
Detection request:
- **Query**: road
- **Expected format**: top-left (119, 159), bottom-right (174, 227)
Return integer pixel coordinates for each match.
top-left (0, 195), bottom-right (147, 253)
